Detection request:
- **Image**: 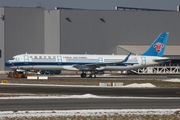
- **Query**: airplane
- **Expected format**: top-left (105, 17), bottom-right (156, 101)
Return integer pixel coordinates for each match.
top-left (5, 32), bottom-right (169, 78)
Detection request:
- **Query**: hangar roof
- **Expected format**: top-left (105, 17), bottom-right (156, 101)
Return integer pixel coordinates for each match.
top-left (118, 45), bottom-right (180, 56)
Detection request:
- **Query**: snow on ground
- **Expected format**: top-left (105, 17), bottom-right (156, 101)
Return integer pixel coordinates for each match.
top-left (0, 94), bottom-right (180, 99)
top-left (163, 78), bottom-right (180, 82)
top-left (0, 109), bottom-right (179, 118)
top-left (123, 83), bottom-right (156, 87)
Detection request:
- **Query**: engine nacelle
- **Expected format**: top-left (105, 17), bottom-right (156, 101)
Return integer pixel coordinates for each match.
top-left (95, 67), bottom-right (105, 70)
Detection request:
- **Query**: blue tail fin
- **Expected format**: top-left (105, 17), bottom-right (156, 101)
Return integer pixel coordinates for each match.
top-left (142, 32), bottom-right (169, 56)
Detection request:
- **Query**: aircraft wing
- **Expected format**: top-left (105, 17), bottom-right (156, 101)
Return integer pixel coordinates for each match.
top-left (72, 53), bottom-right (131, 70)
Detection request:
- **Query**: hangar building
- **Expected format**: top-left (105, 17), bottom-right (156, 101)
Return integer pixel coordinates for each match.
top-left (0, 6), bottom-right (180, 70)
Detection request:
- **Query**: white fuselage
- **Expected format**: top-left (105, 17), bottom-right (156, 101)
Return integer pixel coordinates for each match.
top-left (5, 54), bottom-right (168, 71)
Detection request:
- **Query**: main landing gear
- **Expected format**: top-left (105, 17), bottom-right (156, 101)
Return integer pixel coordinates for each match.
top-left (80, 72), bottom-right (96, 78)
top-left (81, 72), bottom-right (87, 78)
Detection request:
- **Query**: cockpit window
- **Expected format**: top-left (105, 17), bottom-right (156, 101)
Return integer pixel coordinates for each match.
top-left (10, 58), bottom-right (15, 60)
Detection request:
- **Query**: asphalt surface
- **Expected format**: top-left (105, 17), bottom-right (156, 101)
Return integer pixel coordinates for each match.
top-left (0, 98), bottom-right (180, 111)
top-left (0, 84), bottom-right (180, 97)
top-left (0, 74), bottom-right (180, 110)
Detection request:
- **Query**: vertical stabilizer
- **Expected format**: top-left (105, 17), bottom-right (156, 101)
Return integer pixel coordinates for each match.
top-left (142, 32), bottom-right (169, 56)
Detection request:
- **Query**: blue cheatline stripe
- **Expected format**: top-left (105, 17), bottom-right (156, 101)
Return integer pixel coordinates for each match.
top-left (6, 61), bottom-right (139, 67)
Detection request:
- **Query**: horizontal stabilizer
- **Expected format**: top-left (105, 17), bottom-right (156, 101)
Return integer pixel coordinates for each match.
top-left (153, 58), bottom-right (170, 63)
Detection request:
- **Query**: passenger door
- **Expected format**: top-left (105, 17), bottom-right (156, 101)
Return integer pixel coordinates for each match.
top-left (98, 57), bottom-right (103, 63)
top-left (141, 57), bottom-right (146, 65)
top-left (57, 56), bottom-right (62, 65)
top-left (24, 54), bottom-right (29, 64)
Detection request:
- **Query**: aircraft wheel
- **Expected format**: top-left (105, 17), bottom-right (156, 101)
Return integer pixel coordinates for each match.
top-left (81, 73), bottom-right (86, 78)
top-left (91, 74), bottom-right (96, 78)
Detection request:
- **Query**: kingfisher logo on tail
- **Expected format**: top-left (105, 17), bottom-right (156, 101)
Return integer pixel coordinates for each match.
top-left (142, 32), bottom-right (169, 57)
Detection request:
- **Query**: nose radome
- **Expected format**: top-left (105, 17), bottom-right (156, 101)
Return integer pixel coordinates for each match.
top-left (5, 61), bottom-right (10, 67)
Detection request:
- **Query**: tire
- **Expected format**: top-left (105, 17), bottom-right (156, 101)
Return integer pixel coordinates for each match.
top-left (81, 73), bottom-right (86, 78)
top-left (91, 74), bottom-right (96, 78)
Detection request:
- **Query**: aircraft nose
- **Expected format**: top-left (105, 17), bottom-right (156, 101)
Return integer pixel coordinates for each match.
top-left (5, 61), bottom-right (11, 67)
